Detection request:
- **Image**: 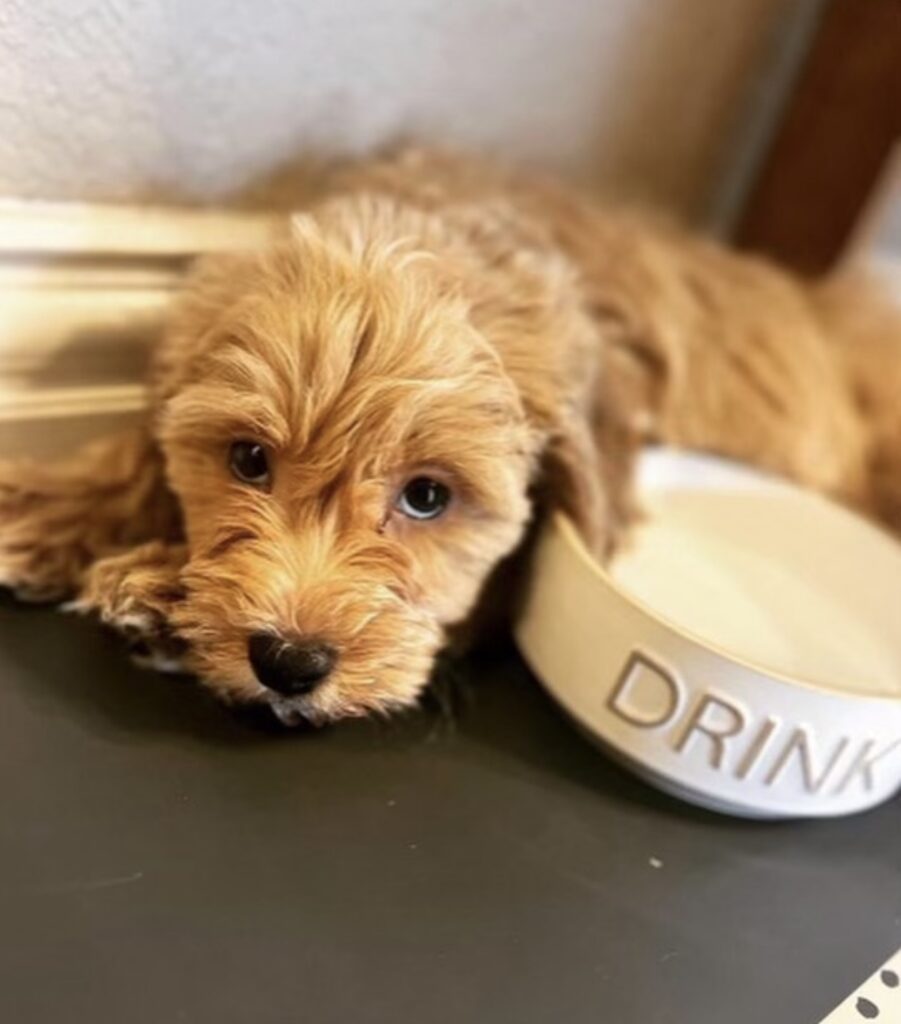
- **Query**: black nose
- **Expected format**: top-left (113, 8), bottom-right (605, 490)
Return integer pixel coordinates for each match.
top-left (248, 633), bottom-right (337, 696)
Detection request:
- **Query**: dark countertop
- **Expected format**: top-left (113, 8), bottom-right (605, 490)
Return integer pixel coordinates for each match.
top-left (0, 596), bottom-right (898, 1024)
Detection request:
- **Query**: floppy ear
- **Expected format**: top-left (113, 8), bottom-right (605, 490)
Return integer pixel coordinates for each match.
top-left (445, 199), bottom-right (644, 557)
top-left (541, 412), bottom-right (609, 552)
top-left (539, 378), bottom-right (641, 560)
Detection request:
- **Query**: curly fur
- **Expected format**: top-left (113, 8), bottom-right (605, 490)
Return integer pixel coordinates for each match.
top-left (1, 147), bottom-right (899, 724)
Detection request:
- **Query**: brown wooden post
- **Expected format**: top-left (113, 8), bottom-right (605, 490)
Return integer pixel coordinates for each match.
top-left (737, 0), bottom-right (901, 274)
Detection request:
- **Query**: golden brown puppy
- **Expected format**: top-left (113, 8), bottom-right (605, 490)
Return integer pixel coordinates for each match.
top-left (1, 147), bottom-right (899, 725)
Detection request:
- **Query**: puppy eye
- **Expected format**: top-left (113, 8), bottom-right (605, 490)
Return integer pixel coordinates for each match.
top-left (396, 477), bottom-right (452, 521)
top-left (229, 441), bottom-right (270, 486)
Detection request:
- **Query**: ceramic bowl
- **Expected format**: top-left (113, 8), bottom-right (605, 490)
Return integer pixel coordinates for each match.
top-left (515, 449), bottom-right (901, 818)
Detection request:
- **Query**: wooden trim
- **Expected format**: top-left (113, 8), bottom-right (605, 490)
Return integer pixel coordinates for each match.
top-left (0, 398), bottom-right (149, 460)
top-left (0, 199), bottom-right (276, 257)
top-left (736, 0), bottom-right (901, 274)
top-left (0, 384), bottom-right (147, 423)
top-left (0, 200), bottom-right (280, 456)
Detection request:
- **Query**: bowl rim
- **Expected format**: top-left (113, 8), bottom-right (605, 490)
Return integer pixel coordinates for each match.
top-left (552, 509), bottom-right (901, 706)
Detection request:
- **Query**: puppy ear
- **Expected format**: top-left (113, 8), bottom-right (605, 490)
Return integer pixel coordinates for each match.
top-left (541, 412), bottom-right (608, 552)
top-left (539, 385), bottom-right (640, 559)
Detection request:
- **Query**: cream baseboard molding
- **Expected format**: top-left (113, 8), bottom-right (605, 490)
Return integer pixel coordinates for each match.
top-left (0, 198), bottom-right (277, 258)
top-left (0, 385), bottom-right (150, 460)
top-left (0, 382), bottom-right (148, 422)
top-left (0, 199), bottom-right (278, 459)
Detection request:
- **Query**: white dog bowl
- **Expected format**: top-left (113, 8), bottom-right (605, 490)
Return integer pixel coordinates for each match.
top-left (516, 449), bottom-right (901, 818)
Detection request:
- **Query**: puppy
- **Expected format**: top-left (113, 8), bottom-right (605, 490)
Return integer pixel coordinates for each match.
top-left (1, 147), bottom-right (899, 725)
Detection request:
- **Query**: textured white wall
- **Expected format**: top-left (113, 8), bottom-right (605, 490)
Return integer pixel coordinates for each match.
top-left (0, 0), bottom-right (822, 222)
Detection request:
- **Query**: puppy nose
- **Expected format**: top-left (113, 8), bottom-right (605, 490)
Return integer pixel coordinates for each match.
top-left (248, 633), bottom-right (337, 696)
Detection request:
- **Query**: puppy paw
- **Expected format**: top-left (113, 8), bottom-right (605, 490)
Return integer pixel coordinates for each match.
top-left (0, 471), bottom-right (87, 602)
top-left (69, 543), bottom-right (189, 673)
top-left (0, 432), bottom-right (175, 604)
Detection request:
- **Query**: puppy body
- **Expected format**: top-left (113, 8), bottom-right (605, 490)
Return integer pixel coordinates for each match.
top-left (1, 148), bottom-right (897, 723)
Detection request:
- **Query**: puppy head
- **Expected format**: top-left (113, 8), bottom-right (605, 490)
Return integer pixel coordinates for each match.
top-left (158, 204), bottom-right (543, 723)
